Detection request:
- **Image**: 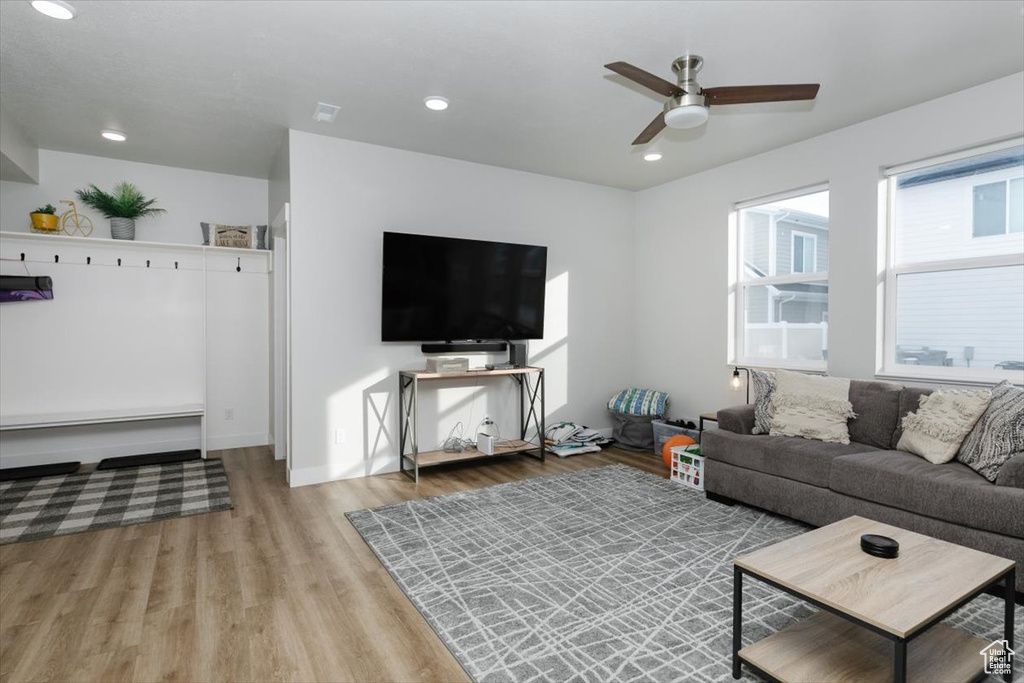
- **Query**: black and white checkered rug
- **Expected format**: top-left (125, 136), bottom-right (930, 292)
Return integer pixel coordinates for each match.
top-left (0, 459), bottom-right (231, 544)
top-left (347, 464), bottom-right (1022, 683)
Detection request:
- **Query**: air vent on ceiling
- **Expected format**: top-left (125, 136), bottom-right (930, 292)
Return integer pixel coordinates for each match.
top-left (312, 102), bottom-right (341, 123)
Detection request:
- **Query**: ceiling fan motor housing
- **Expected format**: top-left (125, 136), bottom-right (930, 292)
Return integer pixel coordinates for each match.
top-left (665, 54), bottom-right (707, 126)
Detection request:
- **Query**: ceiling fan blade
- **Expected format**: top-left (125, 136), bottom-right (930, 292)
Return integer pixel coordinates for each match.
top-left (605, 62), bottom-right (684, 97)
top-left (632, 112), bottom-right (666, 145)
top-left (703, 84), bottom-right (820, 106)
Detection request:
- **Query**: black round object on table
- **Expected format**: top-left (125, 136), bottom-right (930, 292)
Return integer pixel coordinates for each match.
top-left (861, 534), bottom-right (899, 559)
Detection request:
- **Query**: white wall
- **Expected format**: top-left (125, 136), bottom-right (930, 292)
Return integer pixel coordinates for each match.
top-left (287, 131), bottom-right (635, 486)
top-left (0, 103), bottom-right (39, 184)
top-left (0, 150), bottom-right (267, 243)
top-left (0, 151), bottom-right (271, 465)
top-left (633, 72), bottom-right (1024, 418)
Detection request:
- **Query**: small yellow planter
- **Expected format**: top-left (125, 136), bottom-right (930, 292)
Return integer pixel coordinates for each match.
top-left (30, 213), bottom-right (59, 232)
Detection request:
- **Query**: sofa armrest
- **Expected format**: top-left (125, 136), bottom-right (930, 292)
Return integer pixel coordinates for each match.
top-left (716, 405), bottom-right (756, 435)
top-left (996, 452), bottom-right (1024, 489)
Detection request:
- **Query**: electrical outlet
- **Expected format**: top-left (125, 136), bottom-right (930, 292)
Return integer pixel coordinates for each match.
top-left (224, 408), bottom-right (234, 421)
top-left (334, 429), bottom-right (347, 445)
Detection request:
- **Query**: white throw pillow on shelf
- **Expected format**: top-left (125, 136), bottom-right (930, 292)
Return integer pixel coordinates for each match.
top-left (897, 388), bottom-right (992, 464)
top-left (769, 370), bottom-right (856, 444)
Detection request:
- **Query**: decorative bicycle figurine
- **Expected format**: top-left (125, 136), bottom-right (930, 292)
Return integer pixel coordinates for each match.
top-left (60, 199), bottom-right (93, 236)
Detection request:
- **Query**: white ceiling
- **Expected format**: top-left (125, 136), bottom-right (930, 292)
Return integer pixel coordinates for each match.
top-left (1, 0), bottom-right (1022, 191)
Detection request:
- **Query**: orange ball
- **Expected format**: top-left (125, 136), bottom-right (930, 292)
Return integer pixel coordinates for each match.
top-left (662, 434), bottom-right (696, 469)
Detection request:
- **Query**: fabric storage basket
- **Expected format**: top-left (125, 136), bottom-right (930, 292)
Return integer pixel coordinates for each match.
top-left (611, 413), bottom-right (657, 451)
top-left (652, 420), bottom-right (701, 455)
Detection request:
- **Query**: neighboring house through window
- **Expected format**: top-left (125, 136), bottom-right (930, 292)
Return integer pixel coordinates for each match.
top-left (882, 140), bottom-right (1024, 381)
top-left (734, 186), bottom-right (829, 369)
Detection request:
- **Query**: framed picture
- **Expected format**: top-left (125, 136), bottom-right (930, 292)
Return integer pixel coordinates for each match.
top-left (213, 224), bottom-right (252, 248)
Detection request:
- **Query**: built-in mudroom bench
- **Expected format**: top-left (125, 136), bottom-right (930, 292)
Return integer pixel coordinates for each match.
top-left (0, 231), bottom-right (270, 470)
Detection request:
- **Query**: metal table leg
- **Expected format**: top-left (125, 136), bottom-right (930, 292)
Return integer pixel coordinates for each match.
top-left (894, 638), bottom-right (907, 683)
top-left (1006, 567), bottom-right (1016, 683)
top-left (733, 565), bottom-right (742, 679)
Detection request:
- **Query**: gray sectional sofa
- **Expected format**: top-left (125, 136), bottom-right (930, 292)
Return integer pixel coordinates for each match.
top-left (701, 380), bottom-right (1024, 595)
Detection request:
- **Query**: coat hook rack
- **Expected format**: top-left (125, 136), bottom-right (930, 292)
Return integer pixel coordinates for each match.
top-left (174, 261), bottom-right (179, 269)
top-left (87, 257), bottom-right (91, 265)
top-left (236, 257), bottom-right (241, 273)
top-left (54, 255), bottom-right (59, 263)
top-left (117, 258), bottom-right (122, 267)
top-left (146, 260), bottom-right (150, 268)
top-left (20, 253), bottom-right (25, 261)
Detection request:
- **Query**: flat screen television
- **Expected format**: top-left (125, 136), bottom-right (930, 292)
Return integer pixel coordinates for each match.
top-left (381, 232), bottom-right (547, 342)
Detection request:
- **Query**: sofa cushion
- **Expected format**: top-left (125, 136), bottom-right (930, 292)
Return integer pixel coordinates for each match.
top-left (996, 453), bottom-right (1024, 489)
top-left (847, 380), bottom-right (902, 449)
top-left (890, 387), bottom-right (933, 449)
top-left (896, 388), bottom-right (991, 464)
top-left (829, 450), bottom-right (1024, 538)
top-left (702, 428), bottom-right (879, 488)
top-left (717, 405), bottom-right (755, 435)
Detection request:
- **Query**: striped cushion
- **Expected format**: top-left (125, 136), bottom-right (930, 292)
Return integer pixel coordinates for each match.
top-left (957, 381), bottom-right (1024, 482)
top-left (608, 388), bottom-right (669, 417)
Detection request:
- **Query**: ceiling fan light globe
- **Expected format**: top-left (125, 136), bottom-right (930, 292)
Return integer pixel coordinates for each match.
top-left (664, 104), bottom-right (709, 129)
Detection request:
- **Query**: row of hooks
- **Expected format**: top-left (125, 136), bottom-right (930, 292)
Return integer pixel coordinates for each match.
top-left (19, 252), bottom-right (244, 272)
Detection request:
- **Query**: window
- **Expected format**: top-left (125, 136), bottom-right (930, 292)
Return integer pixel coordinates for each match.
top-left (973, 178), bottom-right (1024, 237)
top-left (791, 231), bottom-right (817, 273)
top-left (735, 186), bottom-right (829, 368)
top-left (883, 141), bottom-right (1024, 381)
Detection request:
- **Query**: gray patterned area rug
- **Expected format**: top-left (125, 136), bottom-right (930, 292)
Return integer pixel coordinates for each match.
top-left (0, 459), bottom-right (231, 544)
top-left (347, 464), bottom-right (1022, 682)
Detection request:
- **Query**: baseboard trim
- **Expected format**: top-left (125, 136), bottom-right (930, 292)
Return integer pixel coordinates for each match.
top-left (206, 432), bottom-right (269, 451)
top-left (288, 460), bottom-right (401, 488)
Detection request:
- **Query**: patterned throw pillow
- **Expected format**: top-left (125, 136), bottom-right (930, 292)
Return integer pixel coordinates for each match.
top-left (607, 388), bottom-right (669, 417)
top-left (897, 388), bottom-right (992, 465)
top-left (957, 381), bottom-right (1024, 482)
top-left (751, 370), bottom-right (776, 435)
top-left (769, 370), bottom-right (856, 444)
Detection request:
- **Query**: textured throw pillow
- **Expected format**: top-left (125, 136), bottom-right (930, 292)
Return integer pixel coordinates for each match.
top-left (957, 381), bottom-right (1024, 481)
top-left (607, 388), bottom-right (669, 417)
top-left (769, 370), bottom-right (856, 444)
top-left (897, 388), bottom-right (992, 464)
top-left (750, 370), bottom-right (776, 435)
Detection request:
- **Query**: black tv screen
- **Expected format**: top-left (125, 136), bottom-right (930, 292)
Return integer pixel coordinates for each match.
top-left (382, 232), bottom-right (547, 342)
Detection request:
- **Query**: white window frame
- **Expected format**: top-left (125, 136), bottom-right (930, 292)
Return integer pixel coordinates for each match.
top-left (734, 184), bottom-right (829, 371)
top-left (879, 138), bottom-right (1024, 384)
top-left (790, 230), bottom-right (817, 274)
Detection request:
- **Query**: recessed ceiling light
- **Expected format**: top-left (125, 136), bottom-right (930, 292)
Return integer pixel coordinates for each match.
top-left (643, 153), bottom-right (663, 162)
top-left (424, 96), bottom-right (449, 111)
top-left (31, 0), bottom-right (76, 20)
top-left (101, 130), bottom-right (127, 142)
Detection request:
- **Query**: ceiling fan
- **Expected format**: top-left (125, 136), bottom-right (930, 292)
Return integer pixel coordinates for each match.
top-left (605, 55), bottom-right (820, 145)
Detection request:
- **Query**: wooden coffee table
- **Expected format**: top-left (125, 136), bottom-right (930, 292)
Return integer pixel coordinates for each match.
top-left (732, 516), bottom-right (1016, 683)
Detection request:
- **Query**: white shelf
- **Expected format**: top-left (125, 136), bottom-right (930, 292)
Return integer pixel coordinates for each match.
top-left (0, 230), bottom-right (270, 259)
top-left (1, 403), bottom-right (204, 430)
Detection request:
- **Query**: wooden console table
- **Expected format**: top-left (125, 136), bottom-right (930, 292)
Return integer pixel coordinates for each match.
top-left (398, 367), bottom-right (545, 483)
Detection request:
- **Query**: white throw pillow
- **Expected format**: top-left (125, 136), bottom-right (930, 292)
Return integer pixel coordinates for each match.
top-left (897, 388), bottom-right (992, 464)
top-left (769, 370), bottom-right (856, 444)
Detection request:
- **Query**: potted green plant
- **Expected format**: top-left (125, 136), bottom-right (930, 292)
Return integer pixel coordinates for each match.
top-left (75, 182), bottom-right (166, 240)
top-left (29, 204), bottom-right (59, 232)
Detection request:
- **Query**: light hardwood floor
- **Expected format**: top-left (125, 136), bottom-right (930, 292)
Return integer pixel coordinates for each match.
top-left (0, 446), bottom-right (665, 683)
